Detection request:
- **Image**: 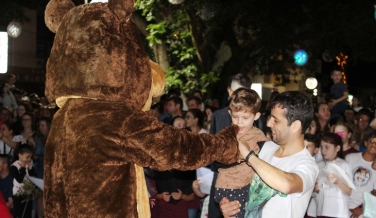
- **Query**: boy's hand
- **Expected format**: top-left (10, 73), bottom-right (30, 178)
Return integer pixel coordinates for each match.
top-left (219, 197), bottom-right (241, 218)
top-left (238, 140), bottom-right (250, 160)
top-left (192, 180), bottom-right (202, 190)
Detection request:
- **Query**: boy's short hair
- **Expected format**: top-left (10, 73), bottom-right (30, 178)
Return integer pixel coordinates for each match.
top-left (330, 66), bottom-right (342, 75)
top-left (229, 88), bottom-right (261, 114)
top-left (168, 96), bottom-right (183, 109)
top-left (304, 134), bottom-right (319, 148)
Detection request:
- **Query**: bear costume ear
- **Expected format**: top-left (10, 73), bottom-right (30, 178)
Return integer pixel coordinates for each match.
top-left (45, 0), bottom-right (75, 33)
top-left (108, 0), bottom-right (135, 22)
top-left (150, 60), bottom-right (165, 97)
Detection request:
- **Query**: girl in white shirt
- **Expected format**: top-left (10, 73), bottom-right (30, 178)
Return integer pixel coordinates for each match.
top-left (315, 133), bottom-right (352, 218)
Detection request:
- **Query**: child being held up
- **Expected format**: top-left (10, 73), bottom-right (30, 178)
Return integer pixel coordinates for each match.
top-left (214, 88), bottom-right (267, 218)
top-left (10, 143), bottom-right (37, 218)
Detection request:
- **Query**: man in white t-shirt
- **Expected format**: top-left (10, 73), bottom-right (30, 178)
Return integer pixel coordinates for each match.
top-left (220, 91), bottom-right (319, 218)
top-left (345, 131), bottom-right (376, 218)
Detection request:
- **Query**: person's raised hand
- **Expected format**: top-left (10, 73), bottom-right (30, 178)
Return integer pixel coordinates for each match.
top-left (192, 180), bottom-right (202, 190)
top-left (219, 197), bottom-right (241, 218)
top-left (161, 192), bottom-right (171, 202)
top-left (171, 189), bottom-right (183, 200)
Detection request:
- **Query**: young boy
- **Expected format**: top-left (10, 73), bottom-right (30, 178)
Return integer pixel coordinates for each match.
top-left (346, 131), bottom-right (376, 218)
top-left (304, 134), bottom-right (320, 218)
top-left (330, 67), bottom-right (349, 116)
top-left (214, 88), bottom-right (267, 218)
top-left (304, 134), bottom-right (319, 157)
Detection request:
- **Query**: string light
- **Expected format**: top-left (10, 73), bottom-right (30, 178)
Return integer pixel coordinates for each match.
top-left (336, 52), bottom-right (348, 84)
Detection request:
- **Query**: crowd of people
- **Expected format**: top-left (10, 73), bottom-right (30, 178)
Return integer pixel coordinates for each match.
top-left (0, 68), bottom-right (376, 218)
top-left (0, 74), bottom-right (54, 218)
top-left (146, 69), bottom-right (376, 218)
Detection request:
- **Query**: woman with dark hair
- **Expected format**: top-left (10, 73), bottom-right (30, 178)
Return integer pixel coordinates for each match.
top-left (0, 83), bottom-right (17, 111)
top-left (14, 103), bottom-right (31, 134)
top-left (33, 117), bottom-right (51, 218)
top-left (315, 103), bottom-right (331, 134)
top-left (185, 109), bottom-right (207, 134)
top-left (14, 113), bottom-right (35, 145)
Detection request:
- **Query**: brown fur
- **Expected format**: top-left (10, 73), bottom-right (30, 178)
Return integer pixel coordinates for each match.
top-left (44, 0), bottom-right (239, 217)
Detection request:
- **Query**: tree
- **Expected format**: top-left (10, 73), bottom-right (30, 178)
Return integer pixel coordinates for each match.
top-left (134, 0), bottom-right (376, 98)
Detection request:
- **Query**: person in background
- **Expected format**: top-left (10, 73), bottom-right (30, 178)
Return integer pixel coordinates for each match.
top-left (185, 109), bottom-right (207, 134)
top-left (315, 103), bottom-right (331, 134)
top-left (351, 96), bottom-right (363, 112)
top-left (356, 109), bottom-right (373, 152)
top-left (346, 131), bottom-right (376, 218)
top-left (0, 83), bottom-right (17, 112)
top-left (10, 143), bottom-right (37, 218)
top-left (33, 117), bottom-right (51, 218)
top-left (0, 154), bottom-right (14, 216)
top-left (187, 96), bottom-right (202, 111)
top-left (315, 133), bottom-right (352, 218)
top-left (330, 67), bottom-right (349, 116)
top-left (334, 123), bottom-right (359, 157)
top-left (172, 116), bottom-right (186, 129)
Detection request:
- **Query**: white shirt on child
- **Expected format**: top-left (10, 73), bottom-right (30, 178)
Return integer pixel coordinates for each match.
top-left (0, 136), bottom-right (27, 155)
top-left (246, 141), bottom-right (319, 218)
top-left (345, 152), bottom-right (376, 209)
top-left (316, 158), bottom-right (352, 218)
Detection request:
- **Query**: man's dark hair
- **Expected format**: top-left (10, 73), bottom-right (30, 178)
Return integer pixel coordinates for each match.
top-left (227, 73), bottom-right (252, 89)
top-left (0, 154), bottom-right (10, 168)
top-left (167, 88), bottom-right (180, 97)
top-left (271, 91), bottom-right (314, 134)
top-left (187, 96), bottom-right (202, 106)
top-left (357, 108), bottom-right (371, 119)
top-left (168, 96), bottom-right (183, 110)
top-left (364, 130), bottom-right (376, 142)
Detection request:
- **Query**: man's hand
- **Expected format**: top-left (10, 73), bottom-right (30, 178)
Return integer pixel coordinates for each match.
top-left (171, 189), bottom-right (183, 200)
top-left (219, 197), bottom-right (241, 218)
top-left (161, 192), bottom-right (171, 202)
top-left (238, 140), bottom-right (251, 160)
top-left (350, 207), bottom-right (362, 218)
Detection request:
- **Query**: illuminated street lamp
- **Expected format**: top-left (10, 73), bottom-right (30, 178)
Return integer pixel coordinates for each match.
top-left (305, 77), bottom-right (318, 90)
top-left (7, 21), bottom-right (22, 38)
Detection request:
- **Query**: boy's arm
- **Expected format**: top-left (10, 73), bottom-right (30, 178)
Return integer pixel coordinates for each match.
top-left (332, 91), bottom-right (349, 106)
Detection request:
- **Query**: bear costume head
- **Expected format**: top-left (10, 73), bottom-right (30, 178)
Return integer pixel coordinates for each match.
top-left (43, 0), bottom-right (239, 217)
top-left (45, 0), bottom-right (164, 110)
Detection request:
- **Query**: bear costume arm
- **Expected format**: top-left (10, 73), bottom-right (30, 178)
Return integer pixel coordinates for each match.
top-left (120, 109), bottom-right (240, 171)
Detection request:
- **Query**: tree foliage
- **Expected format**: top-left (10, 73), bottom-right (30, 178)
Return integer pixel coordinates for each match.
top-left (135, 0), bottom-right (376, 97)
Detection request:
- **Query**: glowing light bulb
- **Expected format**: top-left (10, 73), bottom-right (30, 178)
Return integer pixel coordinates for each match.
top-left (294, 50), bottom-right (308, 66)
top-left (7, 21), bottom-right (22, 38)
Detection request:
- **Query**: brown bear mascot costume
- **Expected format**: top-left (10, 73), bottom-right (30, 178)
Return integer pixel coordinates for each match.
top-left (43, 0), bottom-right (240, 217)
